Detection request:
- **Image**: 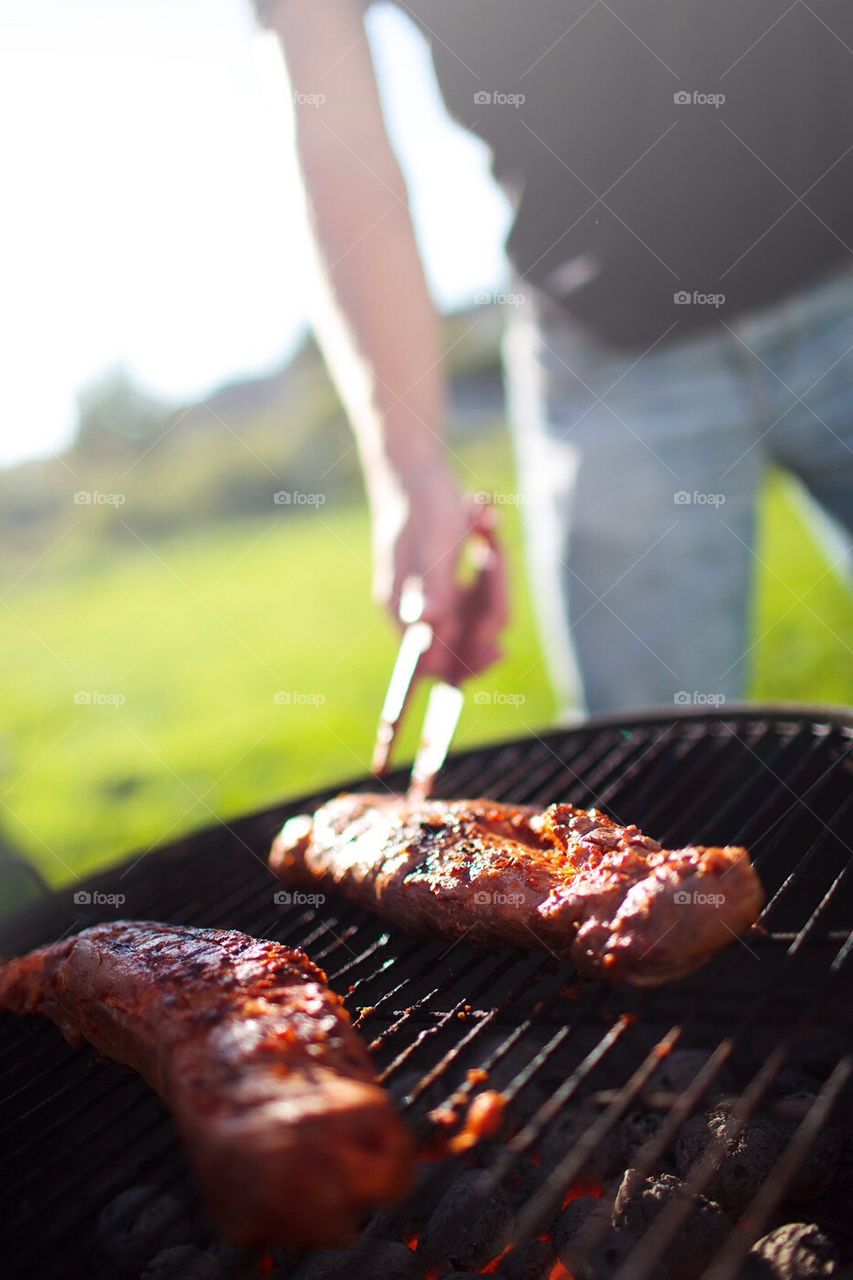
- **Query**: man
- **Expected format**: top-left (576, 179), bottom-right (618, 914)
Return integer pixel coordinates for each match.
top-left (258, 0), bottom-right (853, 714)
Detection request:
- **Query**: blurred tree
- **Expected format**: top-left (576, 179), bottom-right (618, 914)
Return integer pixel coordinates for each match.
top-left (74, 366), bottom-right (170, 461)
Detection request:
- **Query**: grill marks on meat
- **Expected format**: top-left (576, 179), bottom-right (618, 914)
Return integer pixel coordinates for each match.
top-left (0, 921), bottom-right (413, 1246)
top-left (270, 794), bottom-right (764, 986)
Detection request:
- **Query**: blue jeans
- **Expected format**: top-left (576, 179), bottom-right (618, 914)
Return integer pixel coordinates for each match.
top-left (504, 270), bottom-right (853, 716)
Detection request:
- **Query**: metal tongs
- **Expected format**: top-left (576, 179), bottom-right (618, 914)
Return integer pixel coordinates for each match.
top-left (371, 526), bottom-right (497, 800)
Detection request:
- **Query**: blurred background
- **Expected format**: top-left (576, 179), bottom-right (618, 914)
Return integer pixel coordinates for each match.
top-left (2, 0), bottom-right (851, 895)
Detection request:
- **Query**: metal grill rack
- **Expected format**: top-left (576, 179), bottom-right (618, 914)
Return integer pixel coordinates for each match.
top-left (1, 706), bottom-right (851, 1280)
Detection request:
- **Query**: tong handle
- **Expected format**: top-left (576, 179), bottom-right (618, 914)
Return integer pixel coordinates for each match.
top-left (370, 617), bottom-right (432, 777)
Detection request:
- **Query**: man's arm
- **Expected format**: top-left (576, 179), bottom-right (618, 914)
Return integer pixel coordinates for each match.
top-left (267, 0), bottom-right (506, 675)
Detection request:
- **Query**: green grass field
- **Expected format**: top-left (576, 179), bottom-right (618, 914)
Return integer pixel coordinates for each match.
top-left (1, 438), bottom-right (851, 893)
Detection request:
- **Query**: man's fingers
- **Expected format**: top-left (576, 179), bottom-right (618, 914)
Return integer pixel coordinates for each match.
top-left (468, 503), bottom-right (510, 629)
top-left (420, 540), bottom-right (465, 623)
top-left (377, 498), bottom-right (510, 684)
top-left (478, 525), bottom-right (511, 635)
top-left (449, 514), bottom-right (510, 677)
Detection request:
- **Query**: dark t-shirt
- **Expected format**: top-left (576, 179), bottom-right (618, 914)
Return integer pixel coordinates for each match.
top-left (370, 1), bottom-right (853, 347)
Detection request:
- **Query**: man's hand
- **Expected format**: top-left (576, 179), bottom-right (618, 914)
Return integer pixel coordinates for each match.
top-left (371, 463), bottom-right (509, 681)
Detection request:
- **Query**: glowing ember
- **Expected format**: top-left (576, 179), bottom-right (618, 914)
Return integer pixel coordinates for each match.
top-left (562, 1178), bottom-right (603, 1209)
top-left (481, 1241), bottom-right (514, 1272)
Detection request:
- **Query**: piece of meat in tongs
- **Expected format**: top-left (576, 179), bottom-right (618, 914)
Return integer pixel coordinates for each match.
top-left (0, 921), bottom-right (413, 1245)
top-left (271, 794), bottom-right (764, 987)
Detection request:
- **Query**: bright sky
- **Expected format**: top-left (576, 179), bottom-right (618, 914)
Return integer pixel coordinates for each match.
top-left (0, 0), bottom-right (510, 468)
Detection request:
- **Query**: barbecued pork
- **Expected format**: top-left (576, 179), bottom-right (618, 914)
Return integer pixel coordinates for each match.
top-left (270, 795), bottom-right (763, 986)
top-left (0, 921), bottom-right (413, 1246)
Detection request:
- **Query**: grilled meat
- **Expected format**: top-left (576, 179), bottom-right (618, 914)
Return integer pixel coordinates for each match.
top-left (270, 794), bottom-right (764, 986)
top-left (0, 921), bottom-right (413, 1246)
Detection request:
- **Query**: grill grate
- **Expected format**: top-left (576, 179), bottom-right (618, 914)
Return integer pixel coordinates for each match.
top-left (1, 706), bottom-right (852, 1280)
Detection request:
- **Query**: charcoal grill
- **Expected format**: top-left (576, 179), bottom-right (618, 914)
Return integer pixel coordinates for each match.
top-left (1, 704), bottom-right (852, 1280)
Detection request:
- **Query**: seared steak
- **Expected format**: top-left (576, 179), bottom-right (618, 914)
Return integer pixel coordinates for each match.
top-left (271, 794), bottom-right (764, 986)
top-left (0, 921), bottom-right (413, 1245)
